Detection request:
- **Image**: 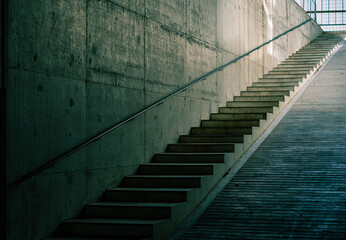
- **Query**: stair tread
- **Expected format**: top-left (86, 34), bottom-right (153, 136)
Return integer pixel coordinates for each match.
top-left (221, 106), bottom-right (273, 108)
top-left (168, 143), bottom-right (235, 145)
top-left (87, 202), bottom-right (178, 207)
top-left (243, 90), bottom-right (290, 92)
top-left (229, 100), bottom-right (279, 103)
top-left (107, 187), bottom-right (193, 191)
top-left (268, 72), bottom-right (310, 74)
top-left (126, 175), bottom-right (205, 178)
top-left (142, 163), bottom-right (217, 166)
top-left (48, 238), bottom-right (150, 240)
top-left (64, 218), bottom-right (165, 225)
top-left (234, 95), bottom-right (284, 97)
top-left (180, 134), bottom-right (244, 137)
top-left (192, 127), bottom-right (253, 129)
top-left (254, 82), bottom-right (298, 84)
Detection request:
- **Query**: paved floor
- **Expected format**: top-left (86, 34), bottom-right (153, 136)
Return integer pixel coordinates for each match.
top-left (179, 42), bottom-right (346, 239)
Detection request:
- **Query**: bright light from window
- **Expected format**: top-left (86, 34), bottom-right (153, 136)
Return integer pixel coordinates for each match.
top-left (295, 0), bottom-right (346, 31)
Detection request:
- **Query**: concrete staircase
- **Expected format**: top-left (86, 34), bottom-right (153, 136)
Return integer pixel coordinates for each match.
top-left (49, 33), bottom-right (344, 240)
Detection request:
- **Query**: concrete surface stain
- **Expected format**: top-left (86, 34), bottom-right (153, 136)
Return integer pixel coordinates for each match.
top-left (69, 98), bottom-right (75, 107)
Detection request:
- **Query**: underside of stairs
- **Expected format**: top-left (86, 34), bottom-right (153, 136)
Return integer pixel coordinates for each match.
top-left (48, 33), bottom-right (344, 240)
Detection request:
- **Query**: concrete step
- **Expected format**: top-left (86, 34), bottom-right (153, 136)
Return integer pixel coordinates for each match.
top-left (166, 143), bottom-right (234, 153)
top-left (289, 56), bottom-right (324, 60)
top-left (290, 53), bottom-right (326, 56)
top-left (302, 43), bottom-right (336, 45)
top-left (262, 73), bottom-right (306, 78)
top-left (138, 163), bottom-right (216, 175)
top-left (247, 86), bottom-right (295, 91)
top-left (276, 63), bottom-right (317, 67)
top-left (191, 126), bottom-right (252, 135)
top-left (296, 50), bottom-right (330, 54)
top-left (226, 101), bottom-right (279, 107)
top-left (241, 90), bottom-right (290, 96)
top-left (122, 175), bottom-right (203, 188)
top-left (267, 70), bottom-right (310, 75)
top-left (104, 187), bottom-right (192, 203)
top-left (153, 153), bottom-right (226, 163)
top-left (282, 60), bottom-right (320, 64)
top-left (201, 119), bottom-right (260, 127)
top-left (291, 53), bottom-right (326, 56)
top-left (258, 77), bottom-right (302, 82)
top-left (287, 57), bottom-right (323, 60)
top-left (210, 112), bottom-right (267, 120)
top-left (57, 218), bottom-right (166, 238)
top-left (272, 67), bottom-right (313, 71)
top-left (219, 106), bottom-right (274, 113)
top-left (48, 237), bottom-right (151, 240)
top-left (290, 55), bottom-right (325, 59)
top-left (252, 82), bottom-right (299, 87)
top-left (279, 60), bottom-right (319, 64)
top-left (83, 202), bottom-right (177, 219)
top-left (296, 50), bottom-right (329, 55)
top-left (234, 95), bottom-right (285, 102)
top-left (299, 46), bottom-right (330, 53)
top-left (179, 135), bottom-right (244, 143)
top-left (302, 46), bottom-right (335, 50)
top-left (306, 44), bottom-right (338, 47)
top-left (302, 44), bottom-right (336, 47)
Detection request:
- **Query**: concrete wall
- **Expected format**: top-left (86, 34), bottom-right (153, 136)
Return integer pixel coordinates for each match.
top-left (6, 0), bottom-right (322, 239)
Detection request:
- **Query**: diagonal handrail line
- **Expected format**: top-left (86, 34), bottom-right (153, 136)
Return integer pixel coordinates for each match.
top-left (6, 18), bottom-right (313, 191)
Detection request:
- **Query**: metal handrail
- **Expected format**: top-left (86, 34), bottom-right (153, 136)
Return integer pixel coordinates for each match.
top-left (6, 18), bottom-right (313, 191)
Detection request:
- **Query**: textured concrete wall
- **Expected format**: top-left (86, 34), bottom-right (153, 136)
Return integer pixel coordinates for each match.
top-left (6, 0), bottom-right (322, 239)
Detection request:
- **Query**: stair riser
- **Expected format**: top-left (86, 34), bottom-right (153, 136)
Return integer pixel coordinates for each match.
top-left (122, 177), bottom-right (201, 188)
top-left (272, 68), bottom-right (313, 72)
top-left (234, 96), bottom-right (284, 101)
top-left (301, 47), bottom-right (334, 50)
top-left (252, 82), bottom-right (299, 87)
top-left (226, 102), bottom-right (279, 107)
top-left (210, 113), bottom-right (267, 120)
top-left (291, 53), bottom-right (326, 56)
top-left (201, 120), bottom-right (259, 127)
top-left (105, 190), bottom-right (188, 203)
top-left (299, 51), bottom-right (331, 53)
top-left (219, 107), bottom-right (273, 113)
top-left (241, 91), bottom-right (290, 96)
top-left (290, 57), bottom-right (324, 59)
top-left (166, 144), bottom-right (234, 153)
top-left (267, 71), bottom-right (310, 74)
top-left (58, 222), bottom-right (153, 238)
top-left (179, 135), bottom-right (243, 143)
top-left (247, 87), bottom-right (295, 91)
top-left (258, 78), bottom-right (302, 82)
top-left (277, 64), bottom-right (316, 68)
top-left (153, 154), bottom-right (225, 163)
top-left (191, 127), bottom-right (252, 135)
top-left (262, 74), bottom-right (306, 78)
top-left (83, 205), bottom-right (172, 219)
top-left (270, 68), bottom-right (312, 71)
top-left (138, 165), bottom-right (214, 175)
top-left (288, 58), bottom-right (323, 61)
top-left (284, 59), bottom-right (320, 62)
top-left (279, 62), bottom-right (318, 65)
top-left (302, 45), bottom-right (336, 48)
